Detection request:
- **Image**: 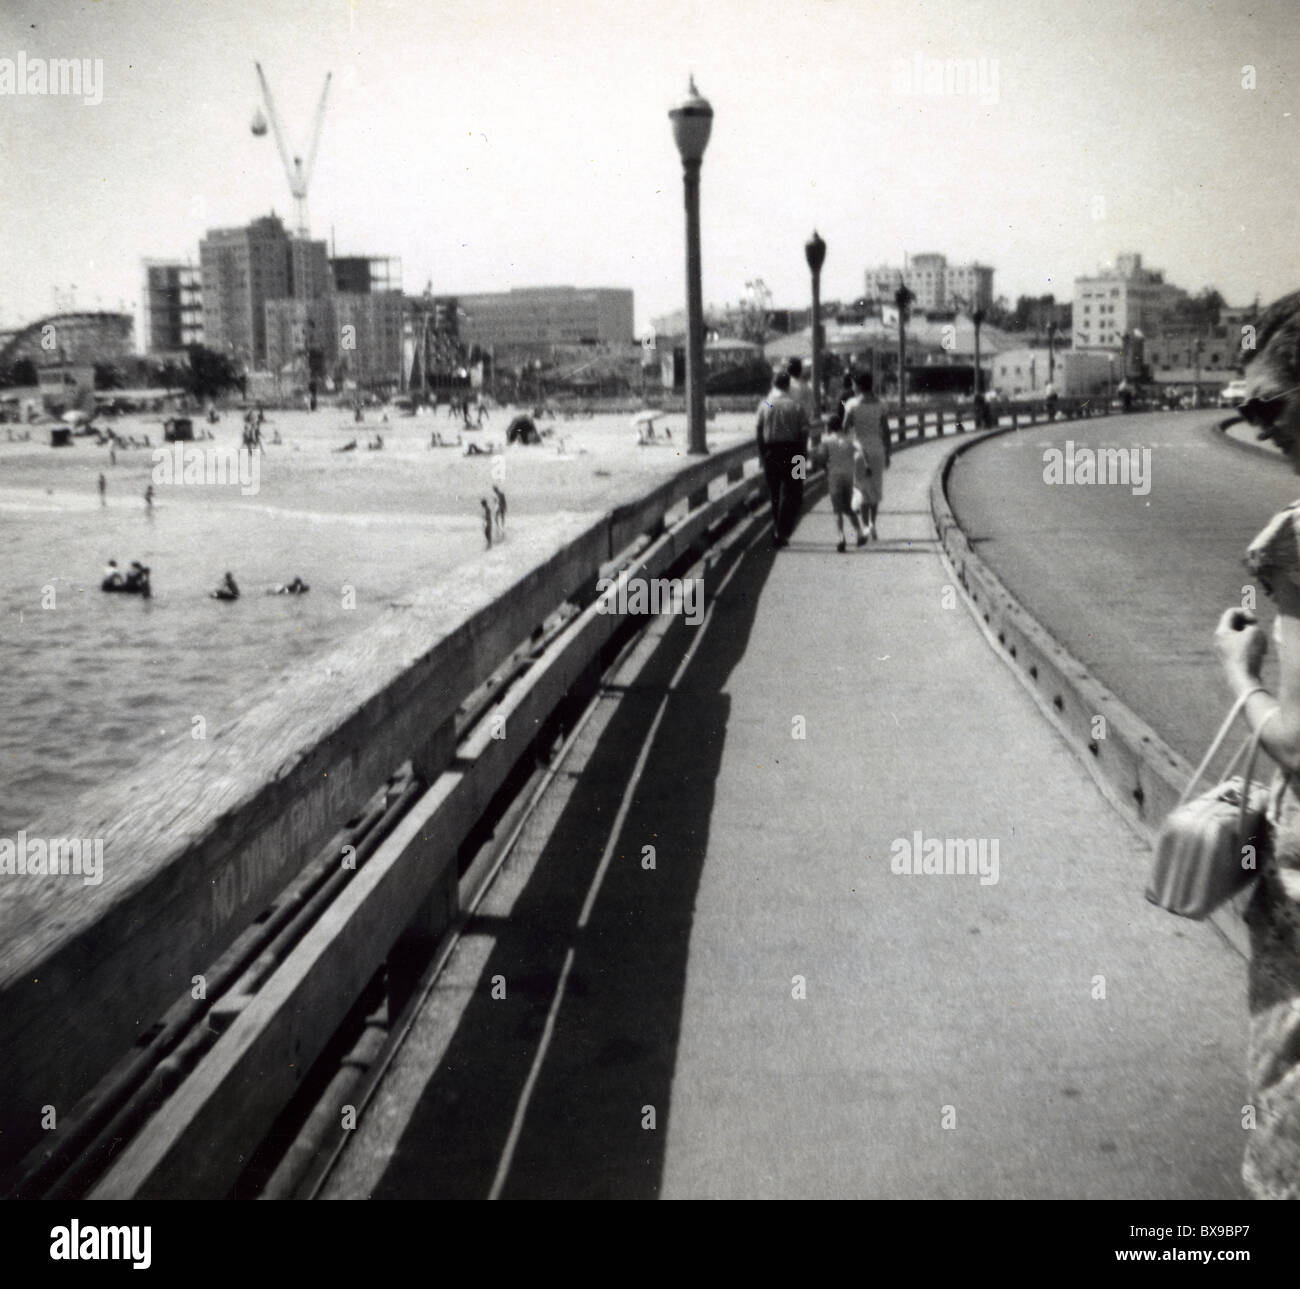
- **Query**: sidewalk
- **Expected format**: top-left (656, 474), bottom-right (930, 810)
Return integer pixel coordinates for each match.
top-left (327, 433), bottom-right (1249, 1200)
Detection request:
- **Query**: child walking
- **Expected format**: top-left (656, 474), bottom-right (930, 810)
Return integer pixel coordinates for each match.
top-left (813, 418), bottom-right (868, 551)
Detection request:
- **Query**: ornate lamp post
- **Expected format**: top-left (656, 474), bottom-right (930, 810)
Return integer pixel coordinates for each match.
top-left (669, 77), bottom-right (713, 455)
top-left (805, 230), bottom-right (826, 418)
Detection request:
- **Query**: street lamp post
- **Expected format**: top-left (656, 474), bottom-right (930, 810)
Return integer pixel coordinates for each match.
top-left (669, 77), bottom-right (714, 455)
top-left (805, 230), bottom-right (826, 419)
top-left (894, 281), bottom-right (913, 422)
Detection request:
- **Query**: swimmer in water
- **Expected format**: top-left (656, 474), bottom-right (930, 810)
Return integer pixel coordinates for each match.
top-left (212, 571), bottom-right (240, 601)
top-left (124, 562), bottom-right (151, 597)
top-left (269, 576), bottom-right (310, 595)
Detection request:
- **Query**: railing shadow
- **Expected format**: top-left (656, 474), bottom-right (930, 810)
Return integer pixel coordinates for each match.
top-left (366, 529), bottom-right (779, 1198)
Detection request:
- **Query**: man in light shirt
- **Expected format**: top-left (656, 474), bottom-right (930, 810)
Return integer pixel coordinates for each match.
top-left (756, 369), bottom-right (810, 547)
top-left (786, 357), bottom-right (816, 425)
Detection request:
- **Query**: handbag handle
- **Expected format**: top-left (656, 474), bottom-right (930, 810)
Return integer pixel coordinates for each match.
top-left (1235, 715), bottom-right (1268, 851)
top-left (1179, 689), bottom-right (1256, 806)
top-left (1180, 691), bottom-right (1271, 857)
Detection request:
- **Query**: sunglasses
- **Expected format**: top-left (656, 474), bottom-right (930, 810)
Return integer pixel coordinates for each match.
top-left (1239, 385), bottom-right (1300, 436)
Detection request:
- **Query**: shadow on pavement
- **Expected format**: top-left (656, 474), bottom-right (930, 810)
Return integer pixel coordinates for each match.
top-left (366, 528), bottom-right (777, 1198)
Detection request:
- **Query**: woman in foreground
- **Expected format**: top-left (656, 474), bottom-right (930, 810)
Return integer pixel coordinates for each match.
top-left (1213, 290), bottom-right (1300, 1198)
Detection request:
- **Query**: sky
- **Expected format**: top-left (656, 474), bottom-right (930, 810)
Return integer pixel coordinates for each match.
top-left (0, 0), bottom-right (1297, 344)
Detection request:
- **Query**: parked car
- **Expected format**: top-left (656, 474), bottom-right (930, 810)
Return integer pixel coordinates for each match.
top-left (1219, 378), bottom-right (1248, 408)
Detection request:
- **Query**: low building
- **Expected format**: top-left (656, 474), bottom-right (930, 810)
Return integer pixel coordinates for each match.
top-left (454, 286), bottom-right (634, 357)
top-left (991, 346), bottom-right (1113, 398)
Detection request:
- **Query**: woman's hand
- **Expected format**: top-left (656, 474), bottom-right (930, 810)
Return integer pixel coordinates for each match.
top-left (1214, 606), bottom-right (1268, 685)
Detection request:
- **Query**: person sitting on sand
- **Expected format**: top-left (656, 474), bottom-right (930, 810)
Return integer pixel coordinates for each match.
top-left (102, 559), bottom-right (123, 590)
top-left (211, 571), bottom-right (239, 601)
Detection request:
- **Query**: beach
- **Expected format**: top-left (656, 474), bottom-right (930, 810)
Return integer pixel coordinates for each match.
top-left (0, 404), bottom-right (752, 833)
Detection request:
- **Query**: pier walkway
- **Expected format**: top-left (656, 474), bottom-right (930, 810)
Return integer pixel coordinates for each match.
top-left (323, 433), bottom-right (1248, 1200)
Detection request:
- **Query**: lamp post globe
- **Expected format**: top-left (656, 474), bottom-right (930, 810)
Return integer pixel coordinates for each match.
top-left (669, 77), bottom-right (713, 455)
top-left (805, 230), bottom-right (826, 417)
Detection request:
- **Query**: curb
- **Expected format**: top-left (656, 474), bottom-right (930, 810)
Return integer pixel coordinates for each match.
top-left (1214, 412), bottom-right (1290, 467)
top-left (928, 423), bottom-right (1251, 959)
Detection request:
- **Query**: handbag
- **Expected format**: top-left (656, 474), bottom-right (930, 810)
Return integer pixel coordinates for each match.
top-left (1146, 690), bottom-right (1273, 919)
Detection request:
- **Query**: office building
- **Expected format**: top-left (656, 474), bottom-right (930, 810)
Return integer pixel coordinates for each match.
top-left (1073, 253), bottom-right (1188, 351)
top-left (142, 261), bottom-right (204, 356)
top-left (199, 214), bottom-right (292, 368)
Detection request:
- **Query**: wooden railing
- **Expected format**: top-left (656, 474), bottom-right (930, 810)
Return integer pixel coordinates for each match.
top-left (0, 391), bottom-right (1133, 1187)
top-left (0, 436), bottom-right (765, 1180)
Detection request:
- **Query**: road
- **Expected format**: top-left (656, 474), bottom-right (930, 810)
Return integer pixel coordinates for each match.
top-left (946, 410), bottom-right (1299, 764)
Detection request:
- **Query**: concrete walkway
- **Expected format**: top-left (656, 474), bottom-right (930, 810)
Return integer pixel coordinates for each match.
top-left (326, 433), bottom-right (1249, 1200)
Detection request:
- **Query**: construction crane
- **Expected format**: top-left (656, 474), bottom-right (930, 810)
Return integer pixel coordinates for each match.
top-left (253, 62), bottom-right (331, 240)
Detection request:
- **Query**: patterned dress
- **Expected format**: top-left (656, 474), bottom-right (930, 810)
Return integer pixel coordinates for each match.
top-left (1241, 504), bottom-right (1300, 1198)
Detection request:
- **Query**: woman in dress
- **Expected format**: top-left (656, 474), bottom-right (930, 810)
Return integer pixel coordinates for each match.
top-left (1213, 290), bottom-right (1300, 1199)
top-left (841, 370), bottom-right (890, 540)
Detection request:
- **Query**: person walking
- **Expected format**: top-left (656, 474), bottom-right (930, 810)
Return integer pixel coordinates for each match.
top-left (755, 369), bottom-right (809, 548)
top-left (786, 357), bottom-right (816, 427)
top-left (1211, 290), bottom-right (1300, 1199)
top-left (812, 417), bottom-right (868, 551)
top-left (97, 473), bottom-right (106, 505)
top-left (841, 370), bottom-right (890, 540)
top-left (492, 484), bottom-right (507, 536)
